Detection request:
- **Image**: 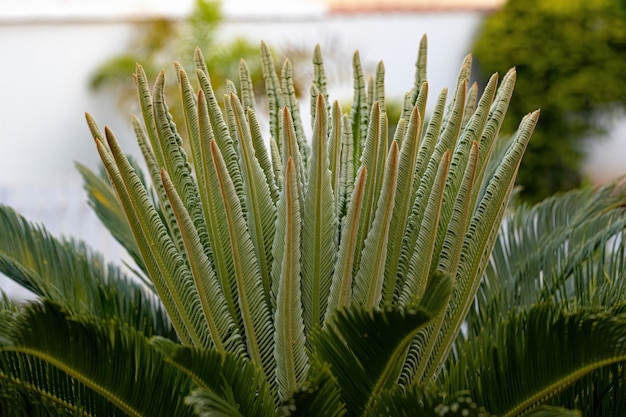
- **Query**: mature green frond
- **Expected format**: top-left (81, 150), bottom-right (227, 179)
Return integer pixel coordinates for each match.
top-left (76, 161), bottom-right (145, 273)
top-left (160, 342), bottom-right (275, 417)
top-left (478, 180), bottom-right (626, 315)
top-left (2, 301), bottom-right (193, 417)
top-left (311, 274), bottom-right (451, 416)
top-left (274, 158), bottom-right (309, 400)
top-left (1, 350), bottom-right (127, 417)
top-left (524, 406), bottom-right (581, 417)
top-left (446, 304), bottom-right (626, 417)
top-left (302, 94), bottom-right (336, 333)
top-left (365, 386), bottom-right (493, 417)
top-left (552, 363), bottom-right (626, 417)
top-left (0, 205), bottom-right (175, 340)
top-left (278, 361), bottom-right (345, 417)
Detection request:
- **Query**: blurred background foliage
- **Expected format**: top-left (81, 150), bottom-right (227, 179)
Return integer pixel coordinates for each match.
top-left (91, 0), bottom-right (351, 137)
top-left (473, 0), bottom-right (626, 202)
top-left (91, 0), bottom-right (292, 120)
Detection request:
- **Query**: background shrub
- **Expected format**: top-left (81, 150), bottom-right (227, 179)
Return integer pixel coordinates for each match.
top-left (473, 0), bottom-right (626, 201)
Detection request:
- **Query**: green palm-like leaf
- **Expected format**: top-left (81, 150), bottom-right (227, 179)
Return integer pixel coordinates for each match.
top-left (1, 301), bottom-right (193, 417)
top-left (312, 273), bottom-right (451, 416)
top-left (365, 385), bottom-right (493, 417)
top-left (479, 180), bottom-right (626, 314)
top-left (76, 160), bottom-right (144, 272)
top-left (278, 361), bottom-right (345, 417)
top-left (156, 340), bottom-right (275, 417)
top-left (446, 303), bottom-right (626, 417)
top-left (463, 180), bottom-right (626, 416)
top-left (0, 205), bottom-right (175, 340)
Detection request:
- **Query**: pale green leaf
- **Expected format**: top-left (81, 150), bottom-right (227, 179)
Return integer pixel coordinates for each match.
top-left (302, 94), bottom-right (336, 333)
top-left (353, 141), bottom-right (400, 309)
top-left (325, 167), bottom-right (368, 320)
top-left (274, 158), bottom-right (309, 400)
top-left (205, 139), bottom-right (275, 379)
top-left (160, 169), bottom-right (244, 355)
top-left (229, 92), bottom-right (277, 308)
top-left (260, 41), bottom-right (284, 151)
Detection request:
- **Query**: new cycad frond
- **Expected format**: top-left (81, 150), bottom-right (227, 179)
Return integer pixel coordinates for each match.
top-left (83, 37), bottom-right (537, 408)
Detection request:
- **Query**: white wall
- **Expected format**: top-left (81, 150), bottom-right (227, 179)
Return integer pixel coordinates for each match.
top-left (0, 4), bottom-right (624, 297)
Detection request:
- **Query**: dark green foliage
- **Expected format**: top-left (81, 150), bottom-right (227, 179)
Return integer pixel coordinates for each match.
top-left (473, 0), bottom-right (626, 201)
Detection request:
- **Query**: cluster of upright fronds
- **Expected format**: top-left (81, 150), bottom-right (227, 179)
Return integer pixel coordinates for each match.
top-left (85, 35), bottom-right (538, 401)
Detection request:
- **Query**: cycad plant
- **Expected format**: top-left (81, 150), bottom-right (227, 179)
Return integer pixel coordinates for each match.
top-left (1, 36), bottom-right (626, 416)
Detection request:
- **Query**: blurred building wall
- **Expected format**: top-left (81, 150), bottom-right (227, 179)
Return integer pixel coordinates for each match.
top-left (0, 0), bottom-right (623, 297)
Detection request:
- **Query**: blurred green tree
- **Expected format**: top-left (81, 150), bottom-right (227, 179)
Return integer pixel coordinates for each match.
top-left (473, 0), bottom-right (626, 201)
top-left (90, 0), bottom-right (265, 117)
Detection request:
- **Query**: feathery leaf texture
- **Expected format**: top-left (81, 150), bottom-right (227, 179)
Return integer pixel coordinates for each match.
top-left (16, 38), bottom-right (620, 417)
